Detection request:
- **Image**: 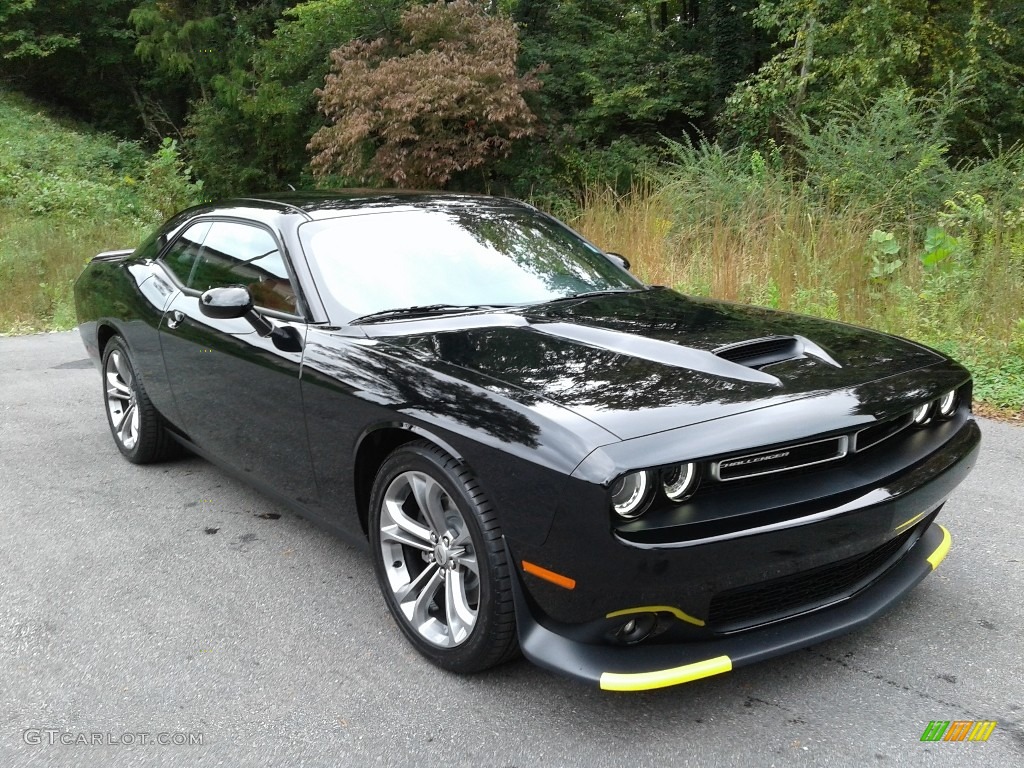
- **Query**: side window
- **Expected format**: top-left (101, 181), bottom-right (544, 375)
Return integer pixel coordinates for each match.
top-left (189, 221), bottom-right (299, 315)
top-left (159, 221), bottom-right (212, 285)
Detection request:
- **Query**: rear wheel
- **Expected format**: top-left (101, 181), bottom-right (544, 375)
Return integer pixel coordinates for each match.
top-left (368, 440), bottom-right (519, 673)
top-left (102, 337), bottom-right (179, 464)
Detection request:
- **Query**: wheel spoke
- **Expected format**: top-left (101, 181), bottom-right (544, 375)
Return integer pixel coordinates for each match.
top-left (453, 551), bottom-right (478, 576)
top-left (395, 562), bottom-right (439, 607)
top-left (118, 403), bottom-right (137, 445)
top-left (408, 567), bottom-right (444, 629)
top-left (382, 498), bottom-right (434, 548)
top-left (450, 526), bottom-right (473, 548)
top-left (379, 519), bottom-right (432, 552)
top-left (113, 351), bottom-right (133, 389)
top-left (105, 374), bottom-right (130, 400)
top-left (445, 569), bottom-right (477, 643)
top-left (409, 472), bottom-right (448, 536)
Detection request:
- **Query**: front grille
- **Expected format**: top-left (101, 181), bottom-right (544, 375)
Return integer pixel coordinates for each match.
top-left (712, 436), bottom-right (848, 481)
top-left (714, 336), bottom-right (800, 368)
top-left (707, 527), bottom-right (916, 630)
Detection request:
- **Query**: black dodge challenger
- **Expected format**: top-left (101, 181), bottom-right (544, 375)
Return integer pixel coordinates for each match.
top-left (74, 192), bottom-right (980, 691)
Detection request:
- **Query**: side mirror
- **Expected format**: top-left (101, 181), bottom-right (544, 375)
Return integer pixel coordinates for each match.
top-left (199, 286), bottom-right (253, 319)
top-left (606, 251), bottom-right (630, 271)
top-left (198, 285), bottom-right (302, 352)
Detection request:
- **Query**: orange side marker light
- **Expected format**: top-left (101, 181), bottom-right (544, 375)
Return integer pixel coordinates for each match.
top-left (521, 560), bottom-right (576, 590)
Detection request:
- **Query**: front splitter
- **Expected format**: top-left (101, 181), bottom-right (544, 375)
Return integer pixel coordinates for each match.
top-left (509, 523), bottom-right (951, 691)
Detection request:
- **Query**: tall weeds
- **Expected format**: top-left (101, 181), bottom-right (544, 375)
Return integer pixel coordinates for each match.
top-left (568, 85), bottom-right (1024, 411)
top-left (569, 178), bottom-right (1024, 410)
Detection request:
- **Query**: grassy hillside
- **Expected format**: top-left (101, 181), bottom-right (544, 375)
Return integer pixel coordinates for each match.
top-left (0, 90), bottom-right (202, 332)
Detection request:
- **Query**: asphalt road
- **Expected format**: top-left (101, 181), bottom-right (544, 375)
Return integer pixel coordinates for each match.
top-left (1, 331), bottom-right (1021, 768)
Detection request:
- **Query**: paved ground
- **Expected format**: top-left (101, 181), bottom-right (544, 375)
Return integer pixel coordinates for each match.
top-left (1, 331), bottom-right (1021, 768)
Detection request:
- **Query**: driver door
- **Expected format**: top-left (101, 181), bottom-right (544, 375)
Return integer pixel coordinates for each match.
top-left (157, 219), bottom-right (318, 505)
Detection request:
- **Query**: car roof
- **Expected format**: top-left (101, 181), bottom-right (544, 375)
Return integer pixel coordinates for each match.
top-left (216, 190), bottom-right (535, 222)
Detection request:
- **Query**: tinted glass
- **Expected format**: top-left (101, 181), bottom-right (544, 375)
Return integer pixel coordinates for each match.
top-left (299, 205), bottom-right (642, 319)
top-left (189, 221), bottom-right (298, 314)
top-left (160, 221), bottom-right (212, 285)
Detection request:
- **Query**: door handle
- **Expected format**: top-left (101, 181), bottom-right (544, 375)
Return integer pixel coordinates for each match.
top-left (166, 310), bottom-right (185, 330)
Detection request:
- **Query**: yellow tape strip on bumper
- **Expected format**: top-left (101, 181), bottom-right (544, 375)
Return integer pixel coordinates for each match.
top-left (926, 524), bottom-right (952, 570)
top-left (599, 655), bottom-right (732, 692)
top-left (894, 510), bottom-right (927, 534)
top-left (606, 605), bottom-right (705, 627)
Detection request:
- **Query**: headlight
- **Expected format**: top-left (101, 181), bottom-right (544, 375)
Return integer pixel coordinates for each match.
top-left (912, 402), bottom-right (932, 425)
top-left (662, 462), bottom-right (699, 502)
top-left (611, 470), bottom-right (653, 519)
top-left (937, 390), bottom-right (958, 417)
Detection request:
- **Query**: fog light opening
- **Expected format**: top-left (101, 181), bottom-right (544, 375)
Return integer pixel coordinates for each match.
top-left (609, 613), bottom-right (659, 645)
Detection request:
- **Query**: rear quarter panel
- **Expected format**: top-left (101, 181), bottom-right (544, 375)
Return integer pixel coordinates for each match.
top-left (74, 256), bottom-right (181, 429)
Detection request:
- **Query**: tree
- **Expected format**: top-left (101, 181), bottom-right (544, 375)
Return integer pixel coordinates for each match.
top-left (719, 0), bottom-right (1024, 153)
top-left (0, 0), bottom-right (78, 60)
top-left (308, 0), bottom-right (540, 187)
top-left (185, 0), bottom-right (406, 194)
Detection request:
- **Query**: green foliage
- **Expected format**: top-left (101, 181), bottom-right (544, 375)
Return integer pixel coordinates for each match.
top-left (789, 83), bottom-right (966, 222)
top-left (0, 210), bottom-right (149, 333)
top-left (137, 138), bottom-right (205, 220)
top-left (0, 1), bottom-right (149, 135)
top-left (130, 1), bottom-right (237, 99)
top-left (516, 0), bottom-right (713, 144)
top-left (722, 0), bottom-right (1024, 156)
top-left (0, 90), bottom-right (202, 222)
top-left (0, 90), bottom-right (206, 333)
top-left (867, 229), bottom-right (903, 280)
top-left (920, 226), bottom-right (962, 270)
top-left (187, 0), bottom-right (407, 197)
top-left (0, 0), bottom-right (79, 59)
top-left (656, 136), bottom-right (787, 225)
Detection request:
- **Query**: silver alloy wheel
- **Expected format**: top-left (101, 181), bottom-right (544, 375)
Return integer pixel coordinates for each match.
top-left (104, 349), bottom-right (139, 451)
top-left (378, 470), bottom-right (480, 648)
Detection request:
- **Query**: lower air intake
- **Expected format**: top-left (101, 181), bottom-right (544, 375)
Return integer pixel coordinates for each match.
top-left (707, 527), bottom-right (917, 631)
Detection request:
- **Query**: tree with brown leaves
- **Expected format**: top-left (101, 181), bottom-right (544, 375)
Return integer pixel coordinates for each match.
top-left (308, 0), bottom-right (540, 188)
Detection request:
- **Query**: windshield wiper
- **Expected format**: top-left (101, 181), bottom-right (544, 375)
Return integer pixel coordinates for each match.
top-left (532, 288), bottom-right (648, 307)
top-left (351, 303), bottom-right (510, 325)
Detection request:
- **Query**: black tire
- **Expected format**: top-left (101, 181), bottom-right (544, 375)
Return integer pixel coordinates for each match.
top-left (368, 440), bottom-right (519, 673)
top-left (101, 336), bottom-right (180, 464)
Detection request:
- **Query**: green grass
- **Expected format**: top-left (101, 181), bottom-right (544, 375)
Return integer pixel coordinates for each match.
top-left (0, 89), bottom-right (152, 221)
top-left (0, 209), bottom-right (149, 332)
top-left (0, 89), bottom-right (202, 334)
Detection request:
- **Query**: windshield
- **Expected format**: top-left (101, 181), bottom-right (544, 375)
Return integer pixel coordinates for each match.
top-left (298, 203), bottom-right (643, 321)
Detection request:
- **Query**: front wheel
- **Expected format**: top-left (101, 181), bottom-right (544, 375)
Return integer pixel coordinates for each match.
top-left (368, 440), bottom-right (518, 673)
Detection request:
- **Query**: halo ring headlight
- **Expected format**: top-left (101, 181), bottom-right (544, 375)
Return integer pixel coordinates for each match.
top-left (611, 471), bottom-right (653, 519)
top-left (662, 462), bottom-right (699, 502)
top-left (912, 402), bottom-right (932, 425)
top-left (937, 390), bottom-right (958, 417)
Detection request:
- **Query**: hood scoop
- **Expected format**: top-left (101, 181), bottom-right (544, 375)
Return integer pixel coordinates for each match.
top-left (714, 335), bottom-right (842, 370)
top-left (529, 321), bottom-right (783, 385)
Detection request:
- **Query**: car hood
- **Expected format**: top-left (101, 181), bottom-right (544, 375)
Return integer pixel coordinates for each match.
top-left (367, 288), bottom-right (945, 440)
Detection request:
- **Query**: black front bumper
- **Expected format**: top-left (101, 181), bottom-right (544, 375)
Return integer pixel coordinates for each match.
top-left (510, 521), bottom-right (951, 690)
